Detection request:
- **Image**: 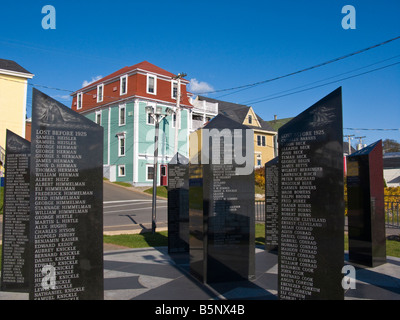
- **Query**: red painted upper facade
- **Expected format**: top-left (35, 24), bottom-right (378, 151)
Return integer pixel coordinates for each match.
top-left (71, 61), bottom-right (191, 113)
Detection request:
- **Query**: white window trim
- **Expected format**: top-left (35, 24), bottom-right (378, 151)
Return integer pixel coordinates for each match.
top-left (119, 104), bottom-right (126, 126)
top-left (146, 103), bottom-right (156, 126)
top-left (95, 110), bottom-right (102, 125)
top-left (120, 75), bottom-right (128, 96)
top-left (146, 74), bottom-right (157, 95)
top-left (118, 165), bottom-right (126, 177)
top-left (77, 92), bottom-right (83, 110)
top-left (97, 84), bottom-right (104, 103)
top-left (146, 164), bottom-right (155, 181)
top-left (171, 112), bottom-right (181, 129)
top-left (171, 80), bottom-right (178, 99)
top-left (117, 133), bottom-right (126, 157)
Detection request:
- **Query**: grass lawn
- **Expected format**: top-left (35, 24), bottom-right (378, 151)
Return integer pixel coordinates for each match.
top-left (144, 186), bottom-right (168, 198)
top-left (103, 231), bottom-right (168, 248)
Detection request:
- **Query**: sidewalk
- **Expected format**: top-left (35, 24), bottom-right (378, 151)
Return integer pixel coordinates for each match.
top-left (1, 246), bottom-right (400, 300)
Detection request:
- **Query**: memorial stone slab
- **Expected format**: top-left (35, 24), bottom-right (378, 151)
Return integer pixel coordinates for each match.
top-left (189, 115), bottom-right (255, 283)
top-left (1, 130), bottom-right (31, 292)
top-left (278, 87), bottom-right (344, 300)
top-left (29, 89), bottom-right (104, 300)
top-left (347, 140), bottom-right (386, 267)
top-left (265, 157), bottom-right (279, 252)
top-left (168, 153), bottom-right (189, 254)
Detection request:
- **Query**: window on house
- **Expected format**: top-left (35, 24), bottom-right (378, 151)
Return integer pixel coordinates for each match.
top-left (146, 108), bottom-right (155, 125)
top-left (97, 84), bottom-right (104, 102)
top-left (147, 75), bottom-right (156, 94)
top-left (95, 111), bottom-right (101, 125)
top-left (118, 135), bottom-right (126, 157)
top-left (120, 75), bottom-right (127, 95)
top-left (262, 136), bottom-right (266, 146)
top-left (118, 165), bottom-right (126, 177)
top-left (172, 113), bottom-right (181, 129)
top-left (257, 135), bottom-right (261, 146)
top-left (77, 93), bottom-right (83, 110)
top-left (147, 165), bottom-right (154, 181)
top-left (172, 81), bottom-right (178, 99)
top-left (256, 154), bottom-right (262, 167)
top-left (248, 115), bottom-right (252, 124)
top-left (119, 105), bottom-right (126, 126)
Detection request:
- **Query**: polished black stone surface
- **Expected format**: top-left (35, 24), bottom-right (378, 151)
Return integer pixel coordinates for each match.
top-left (168, 153), bottom-right (189, 254)
top-left (189, 120), bottom-right (255, 284)
top-left (1, 130), bottom-right (30, 292)
top-left (265, 157), bottom-right (279, 252)
top-left (29, 89), bottom-right (104, 300)
top-left (347, 140), bottom-right (386, 267)
top-left (278, 87), bottom-right (344, 300)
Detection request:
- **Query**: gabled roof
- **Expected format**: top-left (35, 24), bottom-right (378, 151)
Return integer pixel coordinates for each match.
top-left (198, 96), bottom-right (276, 132)
top-left (76, 61), bottom-right (187, 93)
top-left (0, 58), bottom-right (33, 77)
top-left (383, 152), bottom-right (400, 169)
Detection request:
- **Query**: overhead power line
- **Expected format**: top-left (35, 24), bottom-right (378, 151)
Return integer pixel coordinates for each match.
top-left (200, 35), bottom-right (400, 95)
top-left (245, 60), bottom-right (400, 104)
top-left (241, 54), bottom-right (400, 105)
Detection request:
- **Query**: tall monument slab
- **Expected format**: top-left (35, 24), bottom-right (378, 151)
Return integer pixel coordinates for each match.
top-left (189, 115), bottom-right (255, 283)
top-left (1, 130), bottom-right (31, 292)
top-left (29, 89), bottom-right (104, 300)
top-left (278, 87), bottom-right (344, 300)
top-left (168, 153), bottom-right (189, 254)
top-left (347, 140), bottom-right (386, 267)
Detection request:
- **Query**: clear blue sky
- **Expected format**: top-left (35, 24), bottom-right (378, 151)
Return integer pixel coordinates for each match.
top-left (1, 0), bottom-right (399, 148)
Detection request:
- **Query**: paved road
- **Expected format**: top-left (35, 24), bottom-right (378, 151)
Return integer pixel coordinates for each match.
top-left (103, 182), bottom-right (168, 234)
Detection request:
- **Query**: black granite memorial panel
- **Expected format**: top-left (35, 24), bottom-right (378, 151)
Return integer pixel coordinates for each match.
top-left (347, 140), bottom-right (386, 267)
top-left (265, 157), bottom-right (279, 252)
top-left (189, 115), bottom-right (255, 283)
top-left (168, 153), bottom-right (189, 254)
top-left (29, 89), bottom-right (104, 300)
top-left (1, 130), bottom-right (31, 292)
top-left (278, 87), bottom-right (344, 300)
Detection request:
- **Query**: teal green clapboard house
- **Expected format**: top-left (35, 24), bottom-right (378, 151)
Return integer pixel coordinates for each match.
top-left (71, 61), bottom-right (192, 186)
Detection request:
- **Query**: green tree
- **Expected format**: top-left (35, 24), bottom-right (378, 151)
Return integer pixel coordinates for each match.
top-left (383, 139), bottom-right (400, 153)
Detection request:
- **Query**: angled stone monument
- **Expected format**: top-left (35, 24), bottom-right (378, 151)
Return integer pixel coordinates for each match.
top-left (189, 115), bottom-right (255, 283)
top-left (278, 87), bottom-right (344, 300)
top-left (29, 88), bottom-right (104, 300)
top-left (168, 153), bottom-right (189, 254)
top-left (347, 140), bottom-right (386, 267)
top-left (1, 130), bottom-right (31, 292)
top-left (265, 156), bottom-right (279, 252)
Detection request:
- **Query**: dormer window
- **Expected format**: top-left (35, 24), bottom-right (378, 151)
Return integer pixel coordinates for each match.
top-left (147, 74), bottom-right (157, 95)
top-left (97, 84), bottom-right (104, 103)
top-left (248, 115), bottom-right (252, 124)
top-left (77, 92), bottom-right (83, 110)
top-left (171, 80), bottom-right (178, 99)
top-left (120, 75), bottom-right (128, 95)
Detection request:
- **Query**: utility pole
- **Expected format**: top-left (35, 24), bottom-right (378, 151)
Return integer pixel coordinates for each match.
top-left (355, 136), bottom-right (366, 150)
top-left (344, 134), bottom-right (354, 155)
top-left (145, 105), bottom-right (173, 234)
top-left (173, 73), bottom-right (187, 155)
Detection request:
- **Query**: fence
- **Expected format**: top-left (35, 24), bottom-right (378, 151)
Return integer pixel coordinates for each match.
top-left (385, 195), bottom-right (400, 228)
top-left (255, 196), bottom-right (400, 228)
top-left (255, 200), bottom-right (265, 222)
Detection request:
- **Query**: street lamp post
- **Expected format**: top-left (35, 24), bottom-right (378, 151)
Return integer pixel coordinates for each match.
top-left (146, 105), bottom-right (173, 234)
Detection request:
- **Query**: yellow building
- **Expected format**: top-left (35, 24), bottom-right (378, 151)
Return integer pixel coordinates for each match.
top-left (0, 59), bottom-right (34, 177)
top-left (195, 96), bottom-right (277, 168)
